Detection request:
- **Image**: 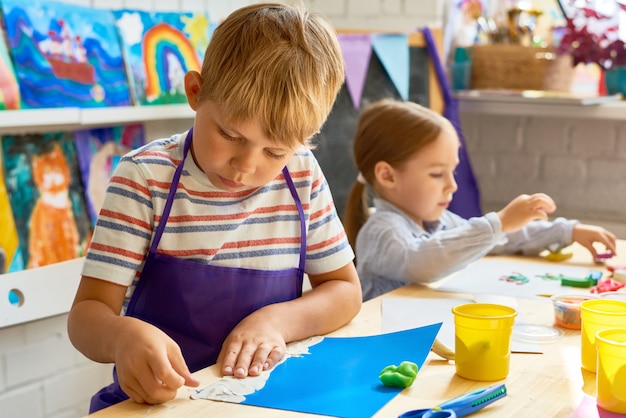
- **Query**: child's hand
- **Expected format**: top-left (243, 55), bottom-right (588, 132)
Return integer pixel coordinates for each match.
top-left (497, 193), bottom-right (557, 233)
top-left (218, 311), bottom-right (287, 379)
top-left (572, 224), bottom-right (617, 260)
top-left (115, 318), bottom-right (199, 405)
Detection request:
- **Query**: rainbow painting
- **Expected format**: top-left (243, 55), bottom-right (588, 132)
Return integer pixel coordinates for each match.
top-left (0, 0), bottom-right (131, 108)
top-left (114, 10), bottom-right (210, 105)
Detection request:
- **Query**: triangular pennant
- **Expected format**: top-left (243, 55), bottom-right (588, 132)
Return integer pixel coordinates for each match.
top-left (337, 33), bottom-right (372, 109)
top-left (371, 34), bottom-right (409, 100)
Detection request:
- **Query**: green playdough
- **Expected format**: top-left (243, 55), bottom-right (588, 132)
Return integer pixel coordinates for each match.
top-left (379, 361), bottom-right (418, 388)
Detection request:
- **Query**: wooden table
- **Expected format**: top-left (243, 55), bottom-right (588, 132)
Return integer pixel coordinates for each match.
top-left (90, 241), bottom-right (626, 417)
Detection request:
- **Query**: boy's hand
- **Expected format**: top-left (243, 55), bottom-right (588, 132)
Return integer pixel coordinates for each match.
top-left (497, 193), bottom-right (557, 233)
top-left (218, 312), bottom-right (286, 379)
top-left (572, 224), bottom-right (617, 260)
top-left (114, 318), bottom-right (199, 405)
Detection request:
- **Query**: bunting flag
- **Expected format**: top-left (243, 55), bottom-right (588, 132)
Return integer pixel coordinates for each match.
top-left (371, 33), bottom-right (409, 100)
top-left (337, 33), bottom-right (372, 109)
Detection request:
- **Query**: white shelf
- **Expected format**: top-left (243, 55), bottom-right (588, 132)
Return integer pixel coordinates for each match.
top-left (0, 108), bottom-right (81, 130)
top-left (0, 104), bottom-right (195, 134)
top-left (0, 258), bottom-right (84, 328)
top-left (458, 95), bottom-right (626, 120)
top-left (80, 104), bottom-right (194, 126)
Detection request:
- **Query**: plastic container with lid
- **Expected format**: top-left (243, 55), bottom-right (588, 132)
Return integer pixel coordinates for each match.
top-left (550, 293), bottom-right (599, 330)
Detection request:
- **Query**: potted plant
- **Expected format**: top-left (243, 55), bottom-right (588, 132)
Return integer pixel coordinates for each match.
top-left (556, 0), bottom-right (626, 95)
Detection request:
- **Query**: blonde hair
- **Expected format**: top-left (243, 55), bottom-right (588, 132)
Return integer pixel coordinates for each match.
top-left (344, 99), bottom-right (454, 249)
top-left (199, 3), bottom-right (344, 148)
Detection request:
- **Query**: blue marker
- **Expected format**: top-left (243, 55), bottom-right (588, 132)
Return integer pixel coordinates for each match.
top-left (398, 383), bottom-right (507, 418)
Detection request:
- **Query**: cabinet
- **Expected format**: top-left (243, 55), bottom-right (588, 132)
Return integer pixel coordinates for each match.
top-left (0, 104), bottom-right (195, 328)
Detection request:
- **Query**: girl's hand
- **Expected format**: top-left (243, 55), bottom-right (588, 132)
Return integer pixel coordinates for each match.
top-left (114, 318), bottom-right (199, 405)
top-left (572, 224), bottom-right (617, 260)
top-left (497, 193), bottom-right (557, 233)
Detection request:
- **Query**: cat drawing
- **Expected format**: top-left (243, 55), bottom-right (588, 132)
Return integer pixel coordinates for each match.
top-left (28, 143), bottom-right (80, 268)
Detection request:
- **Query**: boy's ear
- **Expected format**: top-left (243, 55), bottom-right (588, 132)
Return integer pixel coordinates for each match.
top-left (184, 71), bottom-right (202, 110)
top-left (374, 161), bottom-right (396, 189)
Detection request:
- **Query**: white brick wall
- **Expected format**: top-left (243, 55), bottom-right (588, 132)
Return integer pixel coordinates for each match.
top-left (0, 1), bottom-right (445, 417)
top-left (0, 314), bottom-right (113, 418)
top-left (460, 112), bottom-right (626, 237)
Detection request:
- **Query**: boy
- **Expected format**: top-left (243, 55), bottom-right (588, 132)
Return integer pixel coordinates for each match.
top-left (68, 3), bottom-right (362, 412)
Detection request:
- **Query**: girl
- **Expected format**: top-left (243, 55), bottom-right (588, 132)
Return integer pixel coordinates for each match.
top-left (344, 99), bottom-right (616, 301)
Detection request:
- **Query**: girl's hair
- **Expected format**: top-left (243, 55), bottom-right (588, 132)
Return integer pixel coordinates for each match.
top-left (343, 99), bottom-right (453, 249)
top-left (198, 3), bottom-right (344, 148)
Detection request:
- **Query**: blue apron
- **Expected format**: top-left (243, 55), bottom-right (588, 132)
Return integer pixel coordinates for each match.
top-left (89, 128), bottom-right (306, 413)
top-left (422, 27), bottom-right (482, 219)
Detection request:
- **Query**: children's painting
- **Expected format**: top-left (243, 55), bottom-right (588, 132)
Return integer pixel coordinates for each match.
top-left (74, 124), bottom-right (145, 226)
top-left (2, 132), bottom-right (92, 269)
top-left (0, 148), bottom-right (22, 273)
top-left (0, 25), bottom-right (20, 110)
top-left (0, 0), bottom-right (131, 108)
top-left (113, 9), bottom-right (210, 105)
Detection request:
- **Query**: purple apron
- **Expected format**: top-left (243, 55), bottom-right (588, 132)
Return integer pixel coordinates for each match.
top-left (89, 128), bottom-right (306, 413)
top-left (422, 27), bottom-right (482, 219)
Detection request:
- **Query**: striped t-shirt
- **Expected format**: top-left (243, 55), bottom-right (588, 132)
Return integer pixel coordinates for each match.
top-left (82, 131), bottom-right (354, 302)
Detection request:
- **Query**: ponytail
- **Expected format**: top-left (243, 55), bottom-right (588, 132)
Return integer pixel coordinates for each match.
top-left (343, 180), bottom-right (370, 252)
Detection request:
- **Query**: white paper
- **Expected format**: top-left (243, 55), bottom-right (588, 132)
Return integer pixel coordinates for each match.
top-left (435, 258), bottom-right (598, 299)
top-left (382, 297), bottom-right (544, 354)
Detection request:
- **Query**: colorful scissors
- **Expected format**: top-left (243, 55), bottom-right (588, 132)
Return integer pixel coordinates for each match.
top-left (398, 383), bottom-right (507, 418)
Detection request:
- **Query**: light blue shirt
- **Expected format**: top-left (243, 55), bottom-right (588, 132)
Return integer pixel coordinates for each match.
top-left (355, 198), bottom-right (577, 301)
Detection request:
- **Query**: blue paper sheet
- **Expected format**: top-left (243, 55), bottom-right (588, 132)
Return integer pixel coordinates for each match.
top-left (241, 323), bottom-right (441, 418)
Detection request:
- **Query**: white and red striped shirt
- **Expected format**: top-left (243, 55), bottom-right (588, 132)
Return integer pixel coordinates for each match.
top-left (82, 131), bottom-right (354, 302)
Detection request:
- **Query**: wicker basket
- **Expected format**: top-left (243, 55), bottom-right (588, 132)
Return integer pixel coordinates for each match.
top-left (470, 44), bottom-right (574, 91)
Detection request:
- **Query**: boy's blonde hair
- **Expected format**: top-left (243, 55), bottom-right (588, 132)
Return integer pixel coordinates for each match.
top-left (199, 3), bottom-right (344, 148)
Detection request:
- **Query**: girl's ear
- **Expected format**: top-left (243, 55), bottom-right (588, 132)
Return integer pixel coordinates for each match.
top-left (184, 71), bottom-right (203, 110)
top-left (374, 161), bottom-right (396, 189)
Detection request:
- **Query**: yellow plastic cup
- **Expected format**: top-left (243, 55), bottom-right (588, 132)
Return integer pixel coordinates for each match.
top-left (452, 303), bottom-right (517, 381)
top-left (580, 300), bottom-right (626, 373)
top-left (596, 329), bottom-right (626, 414)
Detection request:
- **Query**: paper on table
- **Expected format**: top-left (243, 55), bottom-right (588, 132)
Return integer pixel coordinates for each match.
top-left (435, 258), bottom-right (598, 300)
top-left (381, 296), bottom-right (544, 354)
